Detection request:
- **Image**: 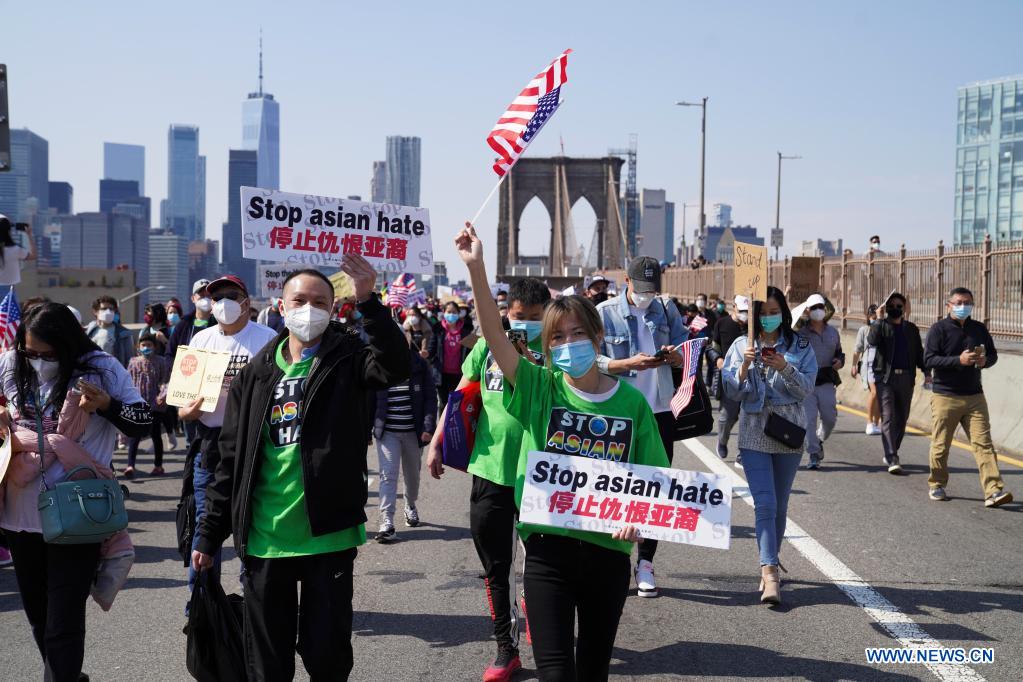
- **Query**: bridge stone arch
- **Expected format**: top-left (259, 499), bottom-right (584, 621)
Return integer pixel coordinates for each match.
top-left (497, 156), bottom-right (625, 277)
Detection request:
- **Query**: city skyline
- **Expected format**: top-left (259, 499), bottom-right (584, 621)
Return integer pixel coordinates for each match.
top-left (4, 1), bottom-right (1022, 274)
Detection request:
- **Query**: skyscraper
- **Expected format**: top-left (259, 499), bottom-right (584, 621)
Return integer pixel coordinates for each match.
top-left (149, 231), bottom-right (190, 307)
top-left (242, 32), bottom-right (280, 190)
top-left (639, 188), bottom-right (673, 263)
top-left (165, 125), bottom-right (204, 242)
top-left (189, 239), bottom-right (220, 286)
top-left (222, 149), bottom-right (258, 288)
top-left (103, 142), bottom-right (145, 195)
top-left (954, 76), bottom-right (1023, 246)
top-left (0, 128), bottom-right (48, 221)
top-left (99, 179), bottom-right (140, 214)
top-left (371, 161), bottom-right (387, 202)
top-left (48, 181), bottom-right (73, 215)
top-left (385, 136), bottom-right (421, 206)
top-left (57, 212), bottom-right (146, 285)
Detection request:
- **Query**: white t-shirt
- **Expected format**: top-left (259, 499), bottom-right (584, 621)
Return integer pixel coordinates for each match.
top-left (629, 305), bottom-right (670, 413)
top-left (187, 321), bottom-right (277, 428)
top-left (0, 245), bottom-right (30, 286)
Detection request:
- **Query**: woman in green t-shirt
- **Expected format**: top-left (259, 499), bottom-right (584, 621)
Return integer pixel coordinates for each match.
top-left (455, 223), bottom-right (669, 681)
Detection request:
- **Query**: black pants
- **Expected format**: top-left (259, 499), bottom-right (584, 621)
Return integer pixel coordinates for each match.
top-left (524, 534), bottom-right (630, 682)
top-left (6, 531), bottom-right (101, 682)
top-left (878, 371), bottom-right (915, 461)
top-left (438, 371), bottom-right (461, 407)
top-left (637, 411), bottom-right (676, 563)
top-left (127, 417), bottom-right (164, 468)
top-left (241, 548), bottom-right (357, 682)
top-left (469, 475), bottom-right (518, 650)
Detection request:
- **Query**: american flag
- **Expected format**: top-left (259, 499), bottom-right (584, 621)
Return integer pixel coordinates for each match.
top-left (0, 286), bottom-right (21, 352)
top-left (670, 337), bottom-right (707, 418)
top-left (486, 49), bottom-right (572, 177)
top-left (688, 315), bottom-right (708, 335)
top-left (389, 273), bottom-right (417, 308)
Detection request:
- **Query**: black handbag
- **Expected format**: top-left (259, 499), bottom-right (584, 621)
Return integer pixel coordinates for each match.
top-left (763, 411), bottom-right (806, 449)
top-left (671, 372), bottom-right (714, 441)
top-left (186, 571), bottom-right (246, 682)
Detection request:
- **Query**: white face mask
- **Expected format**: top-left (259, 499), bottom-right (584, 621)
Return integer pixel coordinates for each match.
top-left (29, 357), bottom-right (60, 382)
top-left (809, 309), bottom-right (827, 321)
top-left (212, 298), bottom-right (243, 325)
top-left (631, 292), bottom-right (655, 310)
top-left (408, 315), bottom-right (420, 326)
top-left (696, 298), bottom-right (707, 309)
top-left (737, 311), bottom-right (749, 323)
top-left (97, 308), bottom-right (115, 324)
top-left (285, 303), bottom-right (330, 343)
top-left (195, 297), bottom-right (213, 313)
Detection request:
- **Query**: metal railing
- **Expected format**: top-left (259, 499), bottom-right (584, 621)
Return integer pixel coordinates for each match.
top-left (601, 236), bottom-right (1023, 341)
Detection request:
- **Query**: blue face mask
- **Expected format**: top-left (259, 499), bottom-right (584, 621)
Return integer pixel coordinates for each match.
top-left (140, 347), bottom-right (153, 357)
top-left (168, 313), bottom-right (181, 326)
top-left (443, 312), bottom-right (460, 324)
top-left (760, 314), bottom-right (783, 333)
top-left (551, 339), bottom-right (596, 378)
top-left (951, 304), bottom-right (973, 320)
top-left (510, 319), bottom-right (543, 342)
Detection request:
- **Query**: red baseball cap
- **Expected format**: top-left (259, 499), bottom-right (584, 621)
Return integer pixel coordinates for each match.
top-left (206, 274), bottom-right (249, 297)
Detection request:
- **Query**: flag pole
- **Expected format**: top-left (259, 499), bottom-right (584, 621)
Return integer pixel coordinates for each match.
top-left (468, 173), bottom-right (507, 227)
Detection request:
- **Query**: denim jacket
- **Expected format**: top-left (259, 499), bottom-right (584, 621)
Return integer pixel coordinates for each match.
top-left (596, 294), bottom-right (687, 409)
top-left (722, 333), bottom-right (817, 414)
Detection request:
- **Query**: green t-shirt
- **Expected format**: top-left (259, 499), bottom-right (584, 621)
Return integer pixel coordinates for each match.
top-left (504, 356), bottom-right (669, 554)
top-left (247, 341), bottom-right (367, 558)
top-left (461, 337), bottom-right (545, 487)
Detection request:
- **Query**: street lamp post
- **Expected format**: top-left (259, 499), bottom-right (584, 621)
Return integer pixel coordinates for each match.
top-left (676, 98), bottom-right (708, 256)
top-left (774, 152), bottom-right (802, 260)
top-left (119, 285), bottom-right (166, 305)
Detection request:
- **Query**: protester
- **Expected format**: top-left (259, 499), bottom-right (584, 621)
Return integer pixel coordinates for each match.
top-left (257, 297), bottom-right (285, 332)
top-left (140, 303), bottom-right (172, 355)
top-left (851, 304), bottom-right (882, 436)
top-left (924, 287), bottom-right (1013, 507)
top-left (193, 261), bottom-right (410, 681)
top-left (0, 303), bottom-right (152, 681)
top-left (595, 255), bottom-right (687, 598)
top-left (869, 235), bottom-right (884, 254)
top-left (178, 275), bottom-right (277, 598)
top-left (165, 299), bottom-right (184, 333)
top-left (402, 305), bottom-right (433, 359)
top-left (584, 274), bottom-right (610, 305)
top-left (167, 280), bottom-right (216, 446)
top-left (722, 286), bottom-right (817, 605)
top-left (432, 300), bottom-right (472, 406)
top-left (427, 276), bottom-right (550, 682)
top-left (797, 294), bottom-right (844, 469)
top-left (455, 222), bottom-right (667, 681)
top-left (124, 333), bottom-right (171, 477)
top-left (706, 295), bottom-right (750, 464)
top-left (0, 214), bottom-right (34, 286)
top-left (85, 296), bottom-right (135, 368)
top-left (695, 292), bottom-right (717, 329)
top-left (868, 294), bottom-right (930, 474)
top-left (372, 342), bottom-right (437, 542)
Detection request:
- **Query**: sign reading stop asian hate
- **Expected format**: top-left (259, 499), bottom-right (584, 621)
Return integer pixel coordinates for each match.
top-left (240, 187), bottom-right (434, 275)
top-left (519, 451), bottom-right (733, 549)
top-left (733, 241), bottom-right (768, 302)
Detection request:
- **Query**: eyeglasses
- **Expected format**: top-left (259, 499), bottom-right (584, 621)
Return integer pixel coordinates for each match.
top-left (21, 349), bottom-right (58, 361)
top-left (211, 291), bottom-right (245, 302)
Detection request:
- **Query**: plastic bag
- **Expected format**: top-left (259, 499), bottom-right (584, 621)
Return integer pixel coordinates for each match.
top-left (185, 571), bottom-right (246, 681)
top-left (440, 381), bottom-right (482, 471)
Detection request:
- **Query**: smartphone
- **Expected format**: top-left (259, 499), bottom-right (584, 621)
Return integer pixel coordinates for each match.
top-left (506, 329), bottom-right (528, 345)
top-left (975, 344), bottom-right (986, 356)
top-left (760, 347), bottom-right (777, 359)
top-left (14, 222), bottom-right (28, 232)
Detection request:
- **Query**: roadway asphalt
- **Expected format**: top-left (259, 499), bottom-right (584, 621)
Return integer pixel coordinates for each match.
top-left (1, 405), bottom-right (1021, 681)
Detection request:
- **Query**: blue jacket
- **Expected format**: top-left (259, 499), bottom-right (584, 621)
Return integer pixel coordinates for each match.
top-left (596, 294), bottom-right (687, 410)
top-left (373, 351), bottom-right (439, 439)
top-left (722, 333), bottom-right (817, 413)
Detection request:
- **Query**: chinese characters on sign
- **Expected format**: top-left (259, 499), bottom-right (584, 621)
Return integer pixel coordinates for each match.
top-left (258, 264), bottom-right (306, 298)
top-left (166, 346), bottom-right (233, 413)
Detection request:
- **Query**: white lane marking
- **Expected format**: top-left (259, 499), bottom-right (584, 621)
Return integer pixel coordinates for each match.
top-left (681, 438), bottom-right (986, 682)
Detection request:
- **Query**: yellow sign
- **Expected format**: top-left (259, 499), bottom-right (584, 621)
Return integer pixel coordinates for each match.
top-left (166, 346), bottom-right (234, 413)
top-left (329, 271), bottom-right (355, 300)
top-left (733, 241), bottom-right (768, 302)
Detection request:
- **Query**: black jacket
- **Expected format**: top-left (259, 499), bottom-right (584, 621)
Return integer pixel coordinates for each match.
top-left (924, 316), bottom-right (997, 396)
top-left (867, 319), bottom-right (926, 384)
top-left (167, 311), bottom-right (216, 360)
top-left (195, 295), bottom-right (410, 558)
top-left (372, 350), bottom-right (438, 439)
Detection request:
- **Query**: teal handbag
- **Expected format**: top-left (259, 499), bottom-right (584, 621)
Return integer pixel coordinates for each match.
top-left (34, 392), bottom-right (128, 545)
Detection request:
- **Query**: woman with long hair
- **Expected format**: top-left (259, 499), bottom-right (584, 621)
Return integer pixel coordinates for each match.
top-left (0, 303), bottom-right (152, 681)
top-left (721, 286), bottom-right (817, 606)
top-left (0, 214), bottom-right (34, 287)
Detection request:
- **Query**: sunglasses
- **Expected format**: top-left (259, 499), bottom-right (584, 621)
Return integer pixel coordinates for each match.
top-left (21, 349), bottom-right (58, 361)
top-left (211, 291), bottom-right (246, 302)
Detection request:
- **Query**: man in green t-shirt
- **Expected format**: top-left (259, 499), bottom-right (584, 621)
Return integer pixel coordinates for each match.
top-left (426, 277), bottom-right (550, 682)
top-left (193, 261), bottom-right (410, 681)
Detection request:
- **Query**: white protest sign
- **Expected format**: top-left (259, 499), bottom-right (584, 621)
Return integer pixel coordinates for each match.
top-left (166, 346), bottom-right (234, 413)
top-left (240, 187), bottom-right (433, 275)
top-left (258, 264), bottom-right (305, 299)
top-left (520, 451), bottom-right (732, 549)
top-left (0, 433), bottom-right (11, 487)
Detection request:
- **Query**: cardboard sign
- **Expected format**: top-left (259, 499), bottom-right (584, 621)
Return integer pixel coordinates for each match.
top-left (788, 256), bottom-right (821, 305)
top-left (519, 451), bottom-right (733, 549)
top-left (166, 346), bottom-right (234, 413)
top-left (258, 264), bottom-right (306, 298)
top-left (329, 271), bottom-right (355, 300)
top-left (733, 241), bottom-right (768, 302)
top-left (241, 187), bottom-right (433, 275)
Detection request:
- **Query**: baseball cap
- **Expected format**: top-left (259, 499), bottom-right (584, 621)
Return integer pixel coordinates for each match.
top-left (206, 275), bottom-right (249, 297)
top-left (586, 274), bottom-right (609, 290)
top-left (734, 295), bottom-right (750, 311)
top-left (192, 278), bottom-right (211, 295)
top-left (627, 256), bottom-right (661, 294)
top-left (805, 293), bottom-right (827, 308)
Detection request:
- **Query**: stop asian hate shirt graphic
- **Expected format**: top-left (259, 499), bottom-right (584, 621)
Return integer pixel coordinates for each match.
top-left (268, 375), bottom-right (306, 447)
top-left (544, 407), bottom-right (634, 462)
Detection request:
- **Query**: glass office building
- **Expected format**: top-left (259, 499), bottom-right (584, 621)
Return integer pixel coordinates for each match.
top-left (103, 142), bottom-right (145, 195)
top-left (243, 93), bottom-right (280, 190)
top-left (0, 129), bottom-right (48, 221)
top-left (955, 76), bottom-right (1023, 246)
top-left (222, 149), bottom-right (258, 287)
top-left (385, 136), bottom-right (421, 207)
top-left (165, 125), bottom-right (204, 242)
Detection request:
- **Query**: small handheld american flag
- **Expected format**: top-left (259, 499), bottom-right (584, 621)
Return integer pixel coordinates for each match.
top-left (688, 315), bottom-right (708, 335)
top-left (389, 273), bottom-right (417, 309)
top-left (670, 337), bottom-right (707, 418)
top-left (0, 286), bottom-right (21, 352)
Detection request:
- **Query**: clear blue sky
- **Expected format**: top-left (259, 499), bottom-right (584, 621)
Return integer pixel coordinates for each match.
top-left (6, 1), bottom-right (1022, 273)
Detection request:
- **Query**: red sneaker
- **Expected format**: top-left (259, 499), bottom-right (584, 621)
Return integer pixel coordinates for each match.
top-left (483, 647), bottom-right (521, 682)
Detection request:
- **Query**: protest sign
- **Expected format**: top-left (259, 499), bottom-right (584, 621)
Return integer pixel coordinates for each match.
top-left (329, 271), bottom-right (355, 300)
top-left (436, 285), bottom-right (453, 300)
top-left (520, 451), bottom-right (732, 549)
top-left (733, 241), bottom-right (768, 302)
top-left (788, 256), bottom-right (821, 304)
top-left (166, 346), bottom-right (234, 413)
top-left (240, 187), bottom-right (433, 275)
top-left (258, 264), bottom-right (305, 298)
top-left (0, 433), bottom-right (11, 487)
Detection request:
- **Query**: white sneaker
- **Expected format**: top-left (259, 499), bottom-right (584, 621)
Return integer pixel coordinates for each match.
top-left (635, 560), bottom-right (658, 598)
top-left (864, 424), bottom-right (874, 435)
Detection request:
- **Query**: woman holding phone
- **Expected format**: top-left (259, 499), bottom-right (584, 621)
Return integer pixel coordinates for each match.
top-left (455, 222), bottom-right (668, 681)
top-left (721, 286), bottom-right (816, 606)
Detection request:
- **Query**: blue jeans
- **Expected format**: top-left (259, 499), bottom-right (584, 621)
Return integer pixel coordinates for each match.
top-left (740, 448), bottom-right (801, 566)
top-left (187, 456), bottom-right (223, 595)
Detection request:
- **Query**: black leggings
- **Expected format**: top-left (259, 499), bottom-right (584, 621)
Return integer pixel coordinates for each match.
top-left (127, 418), bottom-right (164, 468)
top-left (523, 534), bottom-right (630, 681)
top-left (469, 476), bottom-right (518, 649)
top-left (637, 411), bottom-right (677, 563)
top-left (437, 371), bottom-right (461, 407)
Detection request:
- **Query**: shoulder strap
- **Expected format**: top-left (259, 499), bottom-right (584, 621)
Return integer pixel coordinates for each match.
top-left (35, 390), bottom-right (48, 491)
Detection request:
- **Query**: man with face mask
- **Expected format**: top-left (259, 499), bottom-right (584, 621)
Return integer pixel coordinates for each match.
top-left (178, 275), bottom-right (277, 599)
top-left (193, 262), bottom-right (410, 679)
top-left (585, 274), bottom-right (610, 305)
top-left (168, 279), bottom-right (217, 447)
top-left (797, 294), bottom-right (845, 469)
top-left (706, 295), bottom-right (750, 463)
top-left (596, 255), bottom-right (687, 598)
top-left (86, 296), bottom-right (135, 367)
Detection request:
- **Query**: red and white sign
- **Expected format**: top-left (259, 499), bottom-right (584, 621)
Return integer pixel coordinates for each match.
top-left (519, 451), bottom-right (733, 549)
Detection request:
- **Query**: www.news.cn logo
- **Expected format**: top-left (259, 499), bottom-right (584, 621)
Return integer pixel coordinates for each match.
top-left (865, 647), bottom-right (994, 665)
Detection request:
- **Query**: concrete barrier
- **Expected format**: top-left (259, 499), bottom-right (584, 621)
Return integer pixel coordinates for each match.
top-left (833, 327), bottom-right (1023, 456)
